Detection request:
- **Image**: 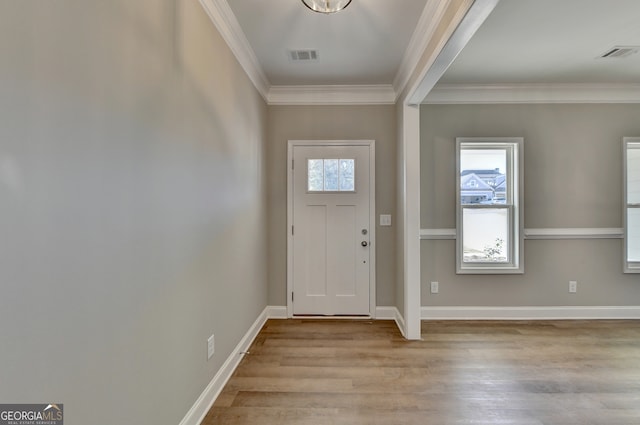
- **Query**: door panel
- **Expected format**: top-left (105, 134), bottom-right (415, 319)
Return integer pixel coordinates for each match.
top-left (292, 144), bottom-right (371, 316)
top-left (304, 205), bottom-right (327, 296)
top-left (331, 205), bottom-right (356, 296)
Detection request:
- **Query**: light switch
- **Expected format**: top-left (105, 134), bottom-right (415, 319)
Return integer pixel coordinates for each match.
top-left (380, 214), bottom-right (392, 226)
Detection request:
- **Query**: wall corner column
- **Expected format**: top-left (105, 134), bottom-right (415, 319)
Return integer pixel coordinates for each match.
top-left (402, 103), bottom-right (422, 340)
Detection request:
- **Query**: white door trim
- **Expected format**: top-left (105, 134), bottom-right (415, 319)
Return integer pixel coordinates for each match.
top-left (287, 140), bottom-right (376, 318)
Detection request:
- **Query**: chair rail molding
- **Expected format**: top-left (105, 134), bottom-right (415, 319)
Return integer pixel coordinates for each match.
top-left (421, 227), bottom-right (624, 240)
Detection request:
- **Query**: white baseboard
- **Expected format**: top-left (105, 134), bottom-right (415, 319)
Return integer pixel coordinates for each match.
top-left (265, 305), bottom-right (288, 319)
top-left (178, 307), bottom-right (270, 425)
top-left (375, 306), bottom-right (406, 337)
top-left (373, 306), bottom-right (397, 319)
top-left (422, 306), bottom-right (640, 320)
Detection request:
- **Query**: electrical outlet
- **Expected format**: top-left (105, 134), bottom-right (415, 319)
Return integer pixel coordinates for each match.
top-left (569, 281), bottom-right (577, 293)
top-left (207, 334), bottom-right (215, 360)
top-left (430, 281), bottom-right (439, 294)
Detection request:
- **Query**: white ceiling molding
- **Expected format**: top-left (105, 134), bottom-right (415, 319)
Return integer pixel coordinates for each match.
top-left (425, 83), bottom-right (640, 104)
top-left (393, 0), bottom-right (452, 100)
top-left (199, 0), bottom-right (270, 100)
top-left (267, 85), bottom-right (396, 105)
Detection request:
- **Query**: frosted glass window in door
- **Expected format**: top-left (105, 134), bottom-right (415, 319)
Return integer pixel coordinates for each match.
top-left (339, 159), bottom-right (355, 191)
top-left (324, 160), bottom-right (339, 190)
top-left (307, 159), bottom-right (355, 192)
top-left (308, 159), bottom-right (324, 191)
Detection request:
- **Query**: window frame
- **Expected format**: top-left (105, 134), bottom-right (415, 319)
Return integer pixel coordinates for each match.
top-left (456, 137), bottom-right (524, 274)
top-left (623, 137), bottom-right (640, 273)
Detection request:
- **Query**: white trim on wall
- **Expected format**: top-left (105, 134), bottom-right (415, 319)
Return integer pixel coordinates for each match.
top-left (420, 228), bottom-right (457, 239)
top-left (267, 85), bottom-right (396, 105)
top-left (198, 0), bottom-right (269, 99)
top-left (424, 83), bottom-right (640, 104)
top-left (524, 228), bottom-right (624, 239)
top-left (422, 306), bottom-right (640, 320)
top-left (265, 305), bottom-right (288, 319)
top-left (401, 104), bottom-right (422, 340)
top-left (420, 228), bottom-right (624, 240)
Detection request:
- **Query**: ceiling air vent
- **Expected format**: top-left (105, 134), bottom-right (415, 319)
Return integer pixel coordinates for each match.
top-left (599, 46), bottom-right (640, 59)
top-left (288, 49), bottom-right (319, 62)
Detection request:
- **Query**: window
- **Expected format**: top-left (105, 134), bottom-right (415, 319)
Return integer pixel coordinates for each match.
top-left (308, 159), bottom-right (355, 192)
top-left (624, 138), bottom-right (640, 273)
top-left (456, 138), bottom-right (523, 274)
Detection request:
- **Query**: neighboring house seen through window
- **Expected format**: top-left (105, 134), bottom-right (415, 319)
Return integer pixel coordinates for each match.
top-left (456, 138), bottom-right (524, 274)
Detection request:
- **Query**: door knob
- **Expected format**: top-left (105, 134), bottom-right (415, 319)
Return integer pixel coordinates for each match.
top-left (361, 241), bottom-right (368, 247)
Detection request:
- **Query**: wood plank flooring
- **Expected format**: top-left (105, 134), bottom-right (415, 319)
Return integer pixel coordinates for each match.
top-left (203, 319), bottom-right (640, 425)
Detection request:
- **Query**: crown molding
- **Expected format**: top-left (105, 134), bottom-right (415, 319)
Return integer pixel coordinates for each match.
top-left (198, 0), bottom-right (270, 100)
top-left (393, 0), bottom-right (452, 100)
top-left (267, 85), bottom-right (396, 105)
top-left (425, 83), bottom-right (640, 104)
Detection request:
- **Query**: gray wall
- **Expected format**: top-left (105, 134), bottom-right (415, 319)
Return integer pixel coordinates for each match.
top-left (267, 105), bottom-right (397, 307)
top-left (421, 103), bottom-right (640, 306)
top-left (0, 1), bottom-right (268, 424)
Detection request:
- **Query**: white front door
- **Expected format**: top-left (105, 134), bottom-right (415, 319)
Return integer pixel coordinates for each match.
top-left (289, 142), bottom-right (374, 316)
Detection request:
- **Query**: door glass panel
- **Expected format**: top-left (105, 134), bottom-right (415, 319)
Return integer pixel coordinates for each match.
top-left (308, 159), bottom-right (324, 191)
top-left (307, 159), bottom-right (356, 192)
top-left (339, 159), bottom-right (355, 191)
top-left (462, 208), bottom-right (509, 263)
top-left (324, 159), bottom-right (339, 191)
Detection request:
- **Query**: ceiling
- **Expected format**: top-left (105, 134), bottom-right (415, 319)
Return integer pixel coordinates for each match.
top-left (223, 0), bottom-right (640, 98)
top-left (227, 0), bottom-right (428, 86)
top-left (440, 0), bottom-right (640, 85)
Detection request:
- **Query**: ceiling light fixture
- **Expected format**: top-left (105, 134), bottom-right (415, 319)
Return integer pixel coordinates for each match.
top-left (301, 0), bottom-right (352, 14)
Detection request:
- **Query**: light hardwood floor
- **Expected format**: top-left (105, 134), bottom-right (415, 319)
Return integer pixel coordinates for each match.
top-left (203, 319), bottom-right (640, 425)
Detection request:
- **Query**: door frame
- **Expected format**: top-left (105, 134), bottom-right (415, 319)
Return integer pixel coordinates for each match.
top-left (287, 140), bottom-right (376, 318)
